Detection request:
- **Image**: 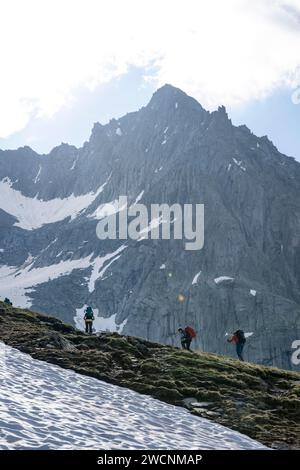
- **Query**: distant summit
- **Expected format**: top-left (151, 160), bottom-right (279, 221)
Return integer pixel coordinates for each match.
top-left (0, 85), bottom-right (300, 370)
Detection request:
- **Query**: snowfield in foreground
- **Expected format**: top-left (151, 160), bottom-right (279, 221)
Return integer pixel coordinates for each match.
top-left (0, 343), bottom-right (267, 450)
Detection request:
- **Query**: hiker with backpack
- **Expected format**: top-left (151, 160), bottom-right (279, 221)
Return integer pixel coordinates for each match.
top-left (227, 330), bottom-right (246, 361)
top-left (4, 297), bottom-right (12, 306)
top-left (84, 306), bottom-right (94, 334)
top-left (178, 326), bottom-right (196, 351)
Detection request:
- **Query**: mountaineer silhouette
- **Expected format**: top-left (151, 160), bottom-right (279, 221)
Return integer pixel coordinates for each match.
top-left (178, 326), bottom-right (196, 351)
top-left (84, 306), bottom-right (95, 334)
top-left (227, 330), bottom-right (246, 361)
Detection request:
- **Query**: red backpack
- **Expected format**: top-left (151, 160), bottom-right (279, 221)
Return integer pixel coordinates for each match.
top-left (185, 326), bottom-right (196, 338)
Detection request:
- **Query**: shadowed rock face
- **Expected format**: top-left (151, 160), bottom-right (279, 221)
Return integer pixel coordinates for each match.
top-left (0, 84), bottom-right (300, 370)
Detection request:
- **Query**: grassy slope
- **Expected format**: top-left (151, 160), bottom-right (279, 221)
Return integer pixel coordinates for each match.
top-left (0, 301), bottom-right (299, 449)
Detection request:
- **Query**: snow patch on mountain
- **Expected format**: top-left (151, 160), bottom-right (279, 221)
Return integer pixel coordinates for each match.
top-left (70, 156), bottom-right (79, 170)
top-left (154, 167), bottom-right (163, 173)
top-left (132, 191), bottom-right (144, 205)
top-left (0, 256), bottom-right (92, 307)
top-left (88, 245), bottom-right (127, 293)
top-left (138, 216), bottom-right (163, 241)
top-left (214, 276), bottom-right (234, 285)
top-left (0, 176), bottom-right (110, 230)
top-left (90, 191), bottom-right (145, 221)
top-left (33, 165), bottom-right (42, 184)
top-left (89, 199), bottom-right (123, 220)
top-left (232, 158), bottom-right (246, 172)
top-left (0, 343), bottom-right (267, 450)
top-left (0, 243), bottom-right (127, 307)
top-left (192, 271), bottom-right (201, 285)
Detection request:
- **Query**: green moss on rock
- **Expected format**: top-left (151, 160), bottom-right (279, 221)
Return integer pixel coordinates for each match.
top-left (0, 300), bottom-right (299, 449)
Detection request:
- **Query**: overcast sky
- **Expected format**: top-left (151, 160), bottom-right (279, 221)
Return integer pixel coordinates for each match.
top-left (0, 0), bottom-right (300, 159)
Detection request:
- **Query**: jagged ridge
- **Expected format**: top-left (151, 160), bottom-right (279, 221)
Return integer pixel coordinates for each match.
top-left (0, 84), bottom-right (300, 370)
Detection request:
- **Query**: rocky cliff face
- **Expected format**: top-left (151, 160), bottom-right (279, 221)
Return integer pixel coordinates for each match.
top-left (0, 84), bottom-right (300, 370)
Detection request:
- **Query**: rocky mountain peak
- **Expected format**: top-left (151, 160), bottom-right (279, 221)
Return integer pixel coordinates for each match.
top-left (148, 84), bottom-right (206, 116)
top-left (0, 85), bottom-right (299, 372)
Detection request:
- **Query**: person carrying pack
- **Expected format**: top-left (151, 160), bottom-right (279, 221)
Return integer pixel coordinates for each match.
top-left (4, 297), bottom-right (13, 306)
top-left (84, 306), bottom-right (95, 334)
top-left (178, 326), bottom-right (196, 351)
top-left (227, 329), bottom-right (246, 361)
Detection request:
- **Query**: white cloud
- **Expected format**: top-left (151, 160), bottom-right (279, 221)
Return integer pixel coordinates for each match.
top-left (1, 0), bottom-right (300, 138)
